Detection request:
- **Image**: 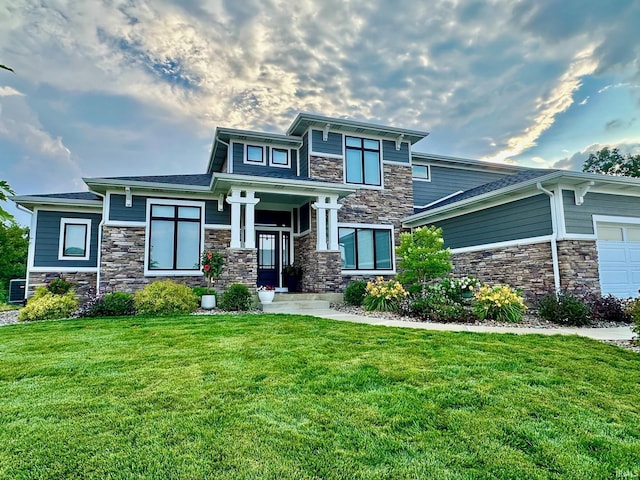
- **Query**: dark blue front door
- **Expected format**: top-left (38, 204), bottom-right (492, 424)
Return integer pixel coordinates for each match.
top-left (257, 231), bottom-right (279, 288)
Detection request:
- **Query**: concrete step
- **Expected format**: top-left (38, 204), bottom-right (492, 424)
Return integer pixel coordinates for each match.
top-left (271, 293), bottom-right (343, 303)
top-left (261, 299), bottom-right (332, 313)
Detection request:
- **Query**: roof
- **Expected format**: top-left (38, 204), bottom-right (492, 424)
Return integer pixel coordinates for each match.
top-left (287, 112), bottom-right (429, 145)
top-left (83, 173), bottom-right (213, 194)
top-left (411, 152), bottom-right (530, 173)
top-left (11, 191), bottom-right (103, 211)
top-left (100, 174), bottom-right (212, 187)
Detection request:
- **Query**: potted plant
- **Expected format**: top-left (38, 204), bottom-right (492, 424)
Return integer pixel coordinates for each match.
top-left (200, 250), bottom-right (224, 309)
top-left (257, 285), bottom-right (276, 304)
top-left (282, 263), bottom-right (303, 292)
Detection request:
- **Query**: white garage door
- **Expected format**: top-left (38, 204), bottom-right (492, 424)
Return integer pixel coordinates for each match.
top-left (596, 222), bottom-right (640, 298)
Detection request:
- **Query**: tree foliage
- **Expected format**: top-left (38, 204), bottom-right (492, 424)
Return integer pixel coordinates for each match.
top-left (0, 222), bottom-right (29, 302)
top-left (0, 64), bottom-right (14, 73)
top-left (396, 226), bottom-right (452, 285)
top-left (582, 147), bottom-right (640, 177)
top-left (0, 180), bottom-right (16, 223)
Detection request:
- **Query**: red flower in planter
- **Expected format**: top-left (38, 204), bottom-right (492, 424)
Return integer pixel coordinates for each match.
top-left (203, 264), bottom-right (211, 272)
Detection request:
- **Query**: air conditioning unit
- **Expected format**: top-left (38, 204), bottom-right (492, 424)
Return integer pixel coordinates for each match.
top-left (9, 279), bottom-right (26, 305)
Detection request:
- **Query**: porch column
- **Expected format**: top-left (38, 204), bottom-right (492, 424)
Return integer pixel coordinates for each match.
top-left (243, 190), bottom-right (260, 249)
top-left (226, 189), bottom-right (242, 249)
top-left (312, 196), bottom-right (328, 251)
top-left (326, 195), bottom-right (342, 251)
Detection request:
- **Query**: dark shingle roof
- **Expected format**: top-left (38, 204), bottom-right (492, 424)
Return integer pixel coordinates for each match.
top-left (419, 169), bottom-right (558, 212)
top-left (102, 173), bottom-right (212, 187)
top-left (30, 192), bottom-right (102, 201)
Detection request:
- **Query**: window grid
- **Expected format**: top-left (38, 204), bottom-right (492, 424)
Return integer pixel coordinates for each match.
top-left (345, 136), bottom-right (381, 186)
top-left (339, 227), bottom-right (392, 271)
top-left (149, 205), bottom-right (201, 271)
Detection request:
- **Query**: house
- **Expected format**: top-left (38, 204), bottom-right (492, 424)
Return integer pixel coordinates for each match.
top-left (11, 113), bottom-right (640, 301)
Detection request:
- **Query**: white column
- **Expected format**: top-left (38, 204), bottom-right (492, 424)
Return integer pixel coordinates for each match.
top-left (327, 195), bottom-right (341, 251)
top-left (244, 190), bottom-right (259, 249)
top-left (313, 196), bottom-right (328, 251)
top-left (226, 189), bottom-right (242, 249)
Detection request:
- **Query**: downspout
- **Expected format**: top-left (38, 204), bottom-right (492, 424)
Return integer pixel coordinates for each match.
top-left (536, 183), bottom-right (561, 292)
top-left (16, 204), bottom-right (34, 301)
top-left (215, 136), bottom-right (231, 173)
top-left (95, 192), bottom-right (106, 294)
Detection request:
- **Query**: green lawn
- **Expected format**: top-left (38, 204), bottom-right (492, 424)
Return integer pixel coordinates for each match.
top-left (0, 315), bottom-right (638, 479)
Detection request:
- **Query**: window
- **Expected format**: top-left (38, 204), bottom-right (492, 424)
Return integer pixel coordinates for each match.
top-left (345, 136), bottom-right (381, 186)
top-left (148, 204), bottom-right (201, 271)
top-left (339, 227), bottom-right (393, 271)
top-left (270, 148), bottom-right (290, 167)
top-left (59, 218), bottom-right (91, 260)
top-left (412, 164), bottom-right (430, 181)
top-left (246, 145), bottom-right (265, 164)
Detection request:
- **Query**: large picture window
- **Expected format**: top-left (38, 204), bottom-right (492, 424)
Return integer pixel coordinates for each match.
top-left (345, 136), bottom-right (381, 186)
top-left (339, 226), bottom-right (393, 271)
top-left (149, 204), bottom-right (201, 271)
top-left (58, 218), bottom-right (91, 260)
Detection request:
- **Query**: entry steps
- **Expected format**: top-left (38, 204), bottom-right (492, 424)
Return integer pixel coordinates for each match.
top-left (260, 293), bottom-right (343, 314)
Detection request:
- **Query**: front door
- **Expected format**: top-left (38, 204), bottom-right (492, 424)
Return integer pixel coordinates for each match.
top-left (257, 231), bottom-right (279, 288)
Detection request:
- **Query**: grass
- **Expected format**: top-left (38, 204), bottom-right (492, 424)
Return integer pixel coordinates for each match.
top-left (0, 314), bottom-right (638, 479)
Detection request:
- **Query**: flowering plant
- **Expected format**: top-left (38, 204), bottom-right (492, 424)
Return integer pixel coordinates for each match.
top-left (363, 276), bottom-right (408, 312)
top-left (257, 285), bottom-right (276, 291)
top-left (439, 276), bottom-right (481, 301)
top-left (473, 284), bottom-right (527, 323)
top-left (201, 250), bottom-right (224, 288)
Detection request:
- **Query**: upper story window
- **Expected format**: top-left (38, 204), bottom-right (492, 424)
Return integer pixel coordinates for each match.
top-left (345, 136), bottom-right (381, 186)
top-left (412, 164), bottom-right (431, 181)
top-left (245, 145), bottom-right (265, 165)
top-left (148, 204), bottom-right (202, 271)
top-left (270, 148), bottom-right (290, 168)
top-left (58, 218), bottom-right (91, 261)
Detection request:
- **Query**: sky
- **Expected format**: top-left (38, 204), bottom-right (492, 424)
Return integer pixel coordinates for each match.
top-left (1, 0), bottom-right (640, 225)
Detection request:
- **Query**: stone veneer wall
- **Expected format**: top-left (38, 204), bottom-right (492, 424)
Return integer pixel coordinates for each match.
top-left (100, 226), bottom-right (254, 293)
top-left (308, 155), bottom-right (414, 290)
top-left (28, 272), bottom-right (97, 299)
top-left (556, 240), bottom-right (600, 294)
top-left (451, 241), bottom-right (556, 301)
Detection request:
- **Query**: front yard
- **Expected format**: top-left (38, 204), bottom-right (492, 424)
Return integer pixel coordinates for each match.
top-left (0, 314), bottom-right (639, 479)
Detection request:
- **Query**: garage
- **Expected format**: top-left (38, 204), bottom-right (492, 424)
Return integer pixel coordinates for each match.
top-left (596, 221), bottom-right (640, 298)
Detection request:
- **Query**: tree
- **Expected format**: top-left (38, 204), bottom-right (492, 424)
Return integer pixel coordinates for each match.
top-left (0, 180), bottom-right (16, 223)
top-left (396, 225), bottom-right (452, 286)
top-left (0, 222), bottom-right (29, 303)
top-left (582, 147), bottom-right (640, 177)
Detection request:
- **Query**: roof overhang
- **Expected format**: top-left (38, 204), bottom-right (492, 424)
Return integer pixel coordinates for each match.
top-left (83, 177), bottom-right (213, 196)
top-left (411, 152), bottom-right (529, 173)
top-left (287, 112), bottom-right (429, 145)
top-left (10, 195), bottom-right (103, 212)
top-left (403, 170), bottom-right (640, 228)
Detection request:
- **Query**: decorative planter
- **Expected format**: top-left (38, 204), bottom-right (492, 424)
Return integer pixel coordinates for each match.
top-left (201, 294), bottom-right (216, 309)
top-left (258, 290), bottom-right (275, 304)
top-left (285, 275), bottom-right (299, 292)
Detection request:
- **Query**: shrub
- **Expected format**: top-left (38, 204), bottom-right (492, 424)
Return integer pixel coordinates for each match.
top-left (134, 280), bottom-right (198, 316)
top-left (584, 293), bottom-right (631, 323)
top-left (473, 284), bottom-right (527, 323)
top-left (218, 284), bottom-right (252, 311)
top-left (47, 277), bottom-right (74, 295)
top-left (400, 285), bottom-right (468, 322)
top-left (396, 226), bottom-right (452, 285)
top-left (537, 291), bottom-right (591, 326)
top-left (439, 276), bottom-right (481, 302)
top-left (19, 287), bottom-right (78, 322)
top-left (344, 281), bottom-right (367, 306)
top-left (192, 287), bottom-right (217, 299)
top-left (80, 291), bottom-right (136, 318)
top-left (362, 277), bottom-right (408, 312)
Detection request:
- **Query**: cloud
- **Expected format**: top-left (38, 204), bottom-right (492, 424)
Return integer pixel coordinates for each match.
top-left (0, 86), bottom-right (24, 97)
top-left (552, 141), bottom-right (640, 171)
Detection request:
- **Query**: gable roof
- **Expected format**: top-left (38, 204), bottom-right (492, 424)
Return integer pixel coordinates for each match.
top-left (11, 191), bottom-right (103, 211)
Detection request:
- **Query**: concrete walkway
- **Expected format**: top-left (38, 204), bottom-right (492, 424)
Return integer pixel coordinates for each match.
top-left (297, 308), bottom-right (636, 341)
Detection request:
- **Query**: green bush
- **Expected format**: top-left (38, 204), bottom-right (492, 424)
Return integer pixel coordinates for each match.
top-left (439, 276), bottom-right (481, 302)
top-left (19, 287), bottom-right (78, 322)
top-left (192, 287), bottom-right (218, 299)
top-left (362, 277), bottom-right (408, 312)
top-left (396, 226), bottom-right (452, 285)
top-left (400, 286), bottom-right (467, 323)
top-left (134, 280), bottom-right (198, 316)
top-left (218, 284), bottom-right (252, 311)
top-left (47, 277), bottom-right (74, 295)
top-left (344, 281), bottom-right (367, 306)
top-left (537, 291), bottom-right (591, 326)
top-left (584, 293), bottom-right (631, 323)
top-left (80, 292), bottom-right (136, 318)
top-left (473, 284), bottom-right (527, 323)
top-left (625, 299), bottom-right (640, 339)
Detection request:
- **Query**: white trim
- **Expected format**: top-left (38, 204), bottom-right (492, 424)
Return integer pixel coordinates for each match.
top-left (30, 267), bottom-right (99, 273)
top-left (383, 160), bottom-right (412, 167)
top-left (58, 218), bottom-right (92, 261)
top-left (414, 190), bottom-right (464, 210)
top-left (341, 269), bottom-right (396, 276)
top-left (27, 207), bottom-right (38, 270)
top-left (228, 142), bottom-right (234, 173)
top-left (310, 151), bottom-right (343, 159)
top-left (104, 221), bottom-right (146, 228)
top-left (269, 147), bottom-right (291, 169)
top-left (204, 224), bottom-right (232, 230)
top-left (411, 164), bottom-right (431, 181)
top-left (450, 235), bottom-right (553, 254)
top-left (244, 143), bottom-right (267, 166)
top-left (593, 214), bottom-right (640, 226)
top-left (558, 233), bottom-right (597, 241)
top-left (144, 198), bottom-right (206, 277)
top-left (293, 229), bottom-right (311, 238)
top-left (104, 191), bottom-right (112, 222)
top-left (555, 185), bottom-right (567, 238)
top-left (34, 205), bottom-right (102, 214)
top-left (337, 223), bottom-right (396, 274)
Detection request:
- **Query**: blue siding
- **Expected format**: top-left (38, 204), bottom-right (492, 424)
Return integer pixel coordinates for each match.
top-left (232, 142), bottom-right (298, 178)
top-left (34, 210), bottom-right (102, 267)
top-left (413, 166), bottom-right (508, 207)
top-left (205, 200), bottom-right (231, 225)
top-left (109, 194), bottom-right (146, 222)
top-left (564, 190), bottom-right (640, 234)
top-left (300, 203), bottom-right (310, 232)
top-left (311, 130), bottom-right (343, 156)
top-left (299, 133), bottom-right (309, 177)
top-left (434, 194), bottom-right (552, 249)
top-left (382, 140), bottom-right (410, 164)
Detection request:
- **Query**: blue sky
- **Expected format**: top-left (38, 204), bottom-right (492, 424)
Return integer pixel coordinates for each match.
top-left (1, 0), bottom-right (640, 225)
